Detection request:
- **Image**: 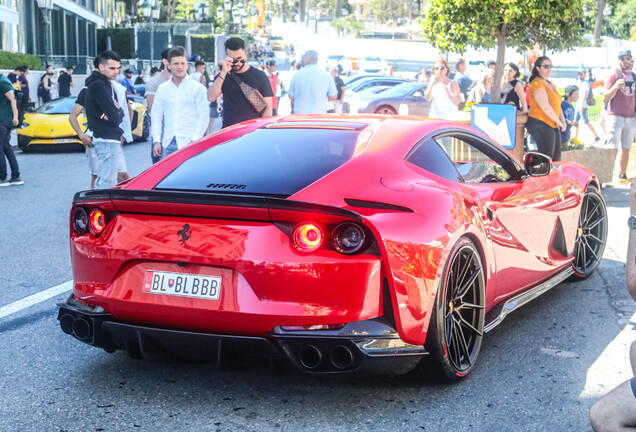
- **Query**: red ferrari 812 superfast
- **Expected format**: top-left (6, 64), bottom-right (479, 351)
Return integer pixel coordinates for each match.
top-left (58, 115), bottom-right (607, 382)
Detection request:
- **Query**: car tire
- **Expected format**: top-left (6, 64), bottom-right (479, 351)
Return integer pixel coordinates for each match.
top-left (417, 237), bottom-right (486, 383)
top-left (374, 105), bottom-right (397, 115)
top-left (570, 185), bottom-right (607, 280)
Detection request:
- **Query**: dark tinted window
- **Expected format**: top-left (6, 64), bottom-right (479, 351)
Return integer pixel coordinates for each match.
top-left (36, 97), bottom-right (77, 114)
top-left (406, 138), bottom-right (461, 182)
top-left (155, 128), bottom-right (359, 196)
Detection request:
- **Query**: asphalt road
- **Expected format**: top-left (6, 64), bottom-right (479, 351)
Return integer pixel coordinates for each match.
top-left (0, 137), bottom-right (634, 431)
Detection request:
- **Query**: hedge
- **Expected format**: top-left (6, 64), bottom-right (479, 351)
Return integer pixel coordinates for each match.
top-left (0, 51), bottom-right (42, 70)
top-left (173, 35), bottom-right (216, 63)
top-left (97, 28), bottom-right (134, 59)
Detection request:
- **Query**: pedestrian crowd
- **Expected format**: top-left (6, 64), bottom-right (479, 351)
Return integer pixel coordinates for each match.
top-left (4, 36), bottom-right (636, 191)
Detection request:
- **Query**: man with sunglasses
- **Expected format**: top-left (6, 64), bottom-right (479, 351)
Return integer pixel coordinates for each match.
top-left (207, 37), bottom-right (273, 128)
top-left (604, 49), bottom-right (636, 183)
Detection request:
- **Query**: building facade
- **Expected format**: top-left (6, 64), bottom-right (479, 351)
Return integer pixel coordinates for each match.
top-left (0, 0), bottom-right (109, 71)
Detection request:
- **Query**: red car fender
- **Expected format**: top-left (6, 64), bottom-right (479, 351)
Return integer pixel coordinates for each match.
top-left (358, 191), bottom-right (493, 347)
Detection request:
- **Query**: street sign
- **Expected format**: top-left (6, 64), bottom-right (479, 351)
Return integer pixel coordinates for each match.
top-left (471, 103), bottom-right (516, 149)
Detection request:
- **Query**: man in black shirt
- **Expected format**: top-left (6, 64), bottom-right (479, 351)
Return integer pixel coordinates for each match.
top-left (57, 66), bottom-right (74, 98)
top-left (207, 37), bottom-right (273, 128)
top-left (330, 68), bottom-right (345, 113)
top-left (134, 70), bottom-right (145, 85)
top-left (7, 66), bottom-right (20, 87)
top-left (85, 51), bottom-right (124, 189)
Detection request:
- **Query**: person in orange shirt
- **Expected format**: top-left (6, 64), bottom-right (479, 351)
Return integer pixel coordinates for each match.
top-left (526, 56), bottom-right (566, 161)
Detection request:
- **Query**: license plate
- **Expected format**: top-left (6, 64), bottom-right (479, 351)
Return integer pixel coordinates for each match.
top-left (54, 139), bottom-right (77, 143)
top-left (142, 270), bottom-right (221, 300)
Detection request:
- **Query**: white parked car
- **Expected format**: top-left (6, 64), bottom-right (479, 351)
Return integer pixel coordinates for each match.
top-left (360, 56), bottom-right (389, 74)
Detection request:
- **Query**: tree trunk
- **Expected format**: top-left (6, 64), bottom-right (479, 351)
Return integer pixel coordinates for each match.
top-left (300, 0), bottom-right (306, 23)
top-left (282, 0), bottom-right (287, 23)
top-left (335, 0), bottom-right (342, 18)
top-left (592, 0), bottom-right (605, 46)
top-left (389, 0), bottom-right (395, 23)
top-left (489, 24), bottom-right (506, 104)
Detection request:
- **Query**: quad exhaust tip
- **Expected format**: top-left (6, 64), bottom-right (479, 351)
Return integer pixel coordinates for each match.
top-left (299, 345), bottom-right (324, 370)
top-left (297, 343), bottom-right (357, 371)
top-left (59, 313), bottom-right (93, 341)
top-left (330, 345), bottom-right (354, 370)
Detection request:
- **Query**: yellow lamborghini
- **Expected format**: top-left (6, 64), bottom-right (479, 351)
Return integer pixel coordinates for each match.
top-left (18, 96), bottom-right (149, 152)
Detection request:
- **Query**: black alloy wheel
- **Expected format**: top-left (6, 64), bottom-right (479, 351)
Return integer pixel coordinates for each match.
top-left (419, 237), bottom-right (486, 382)
top-left (571, 186), bottom-right (607, 279)
top-left (374, 105), bottom-right (397, 115)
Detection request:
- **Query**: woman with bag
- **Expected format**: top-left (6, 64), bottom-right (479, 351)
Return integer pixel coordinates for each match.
top-left (573, 68), bottom-right (601, 143)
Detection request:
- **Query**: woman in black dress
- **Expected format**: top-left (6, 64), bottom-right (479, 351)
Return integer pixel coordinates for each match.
top-left (500, 62), bottom-right (528, 112)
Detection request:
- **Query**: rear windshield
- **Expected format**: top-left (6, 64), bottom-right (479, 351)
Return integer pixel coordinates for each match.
top-left (155, 127), bottom-right (359, 196)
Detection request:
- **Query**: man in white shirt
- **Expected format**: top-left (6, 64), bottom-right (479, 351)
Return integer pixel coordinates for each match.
top-left (288, 50), bottom-right (337, 114)
top-left (151, 46), bottom-right (209, 160)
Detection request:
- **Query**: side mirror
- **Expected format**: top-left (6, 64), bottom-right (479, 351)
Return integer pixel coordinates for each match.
top-left (524, 152), bottom-right (552, 177)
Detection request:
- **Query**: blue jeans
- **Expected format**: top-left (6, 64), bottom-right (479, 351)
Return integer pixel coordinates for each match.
top-left (0, 123), bottom-right (20, 180)
top-left (161, 137), bottom-right (179, 160)
top-left (94, 138), bottom-right (120, 189)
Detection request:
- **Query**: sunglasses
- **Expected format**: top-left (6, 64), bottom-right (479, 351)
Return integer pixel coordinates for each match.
top-left (231, 58), bottom-right (246, 66)
top-left (434, 66), bottom-right (446, 70)
top-left (539, 64), bottom-right (553, 69)
top-left (621, 57), bottom-right (633, 62)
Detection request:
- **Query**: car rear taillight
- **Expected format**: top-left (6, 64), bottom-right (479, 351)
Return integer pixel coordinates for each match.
top-left (331, 222), bottom-right (366, 254)
top-left (292, 222), bottom-right (324, 252)
top-left (88, 208), bottom-right (106, 236)
top-left (72, 207), bottom-right (88, 235)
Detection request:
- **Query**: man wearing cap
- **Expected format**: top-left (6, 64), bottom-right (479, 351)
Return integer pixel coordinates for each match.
top-left (573, 68), bottom-right (600, 143)
top-left (605, 49), bottom-right (636, 182)
top-left (121, 69), bottom-right (136, 95)
top-left (288, 50), bottom-right (337, 114)
top-left (265, 60), bottom-right (282, 115)
top-left (561, 85), bottom-right (579, 146)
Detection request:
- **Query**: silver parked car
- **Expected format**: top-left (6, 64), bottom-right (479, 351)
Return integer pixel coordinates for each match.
top-left (344, 82), bottom-right (430, 115)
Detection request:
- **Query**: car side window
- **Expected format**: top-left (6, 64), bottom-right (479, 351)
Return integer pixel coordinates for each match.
top-left (436, 136), bottom-right (513, 183)
top-left (405, 138), bottom-right (462, 182)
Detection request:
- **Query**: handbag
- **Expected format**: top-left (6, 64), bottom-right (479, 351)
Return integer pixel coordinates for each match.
top-left (230, 73), bottom-right (268, 113)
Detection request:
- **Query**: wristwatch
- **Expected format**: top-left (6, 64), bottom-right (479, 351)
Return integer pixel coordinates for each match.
top-left (629, 215), bottom-right (636, 230)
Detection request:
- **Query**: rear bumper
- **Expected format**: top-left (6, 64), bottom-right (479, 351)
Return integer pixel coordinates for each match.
top-left (58, 295), bottom-right (426, 375)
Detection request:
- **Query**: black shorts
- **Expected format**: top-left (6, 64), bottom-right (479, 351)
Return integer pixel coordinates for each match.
top-left (631, 376), bottom-right (636, 398)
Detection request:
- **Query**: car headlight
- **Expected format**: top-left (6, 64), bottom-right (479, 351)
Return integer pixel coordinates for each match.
top-left (20, 121), bottom-right (29, 129)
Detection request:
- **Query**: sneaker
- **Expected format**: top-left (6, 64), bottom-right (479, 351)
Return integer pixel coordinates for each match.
top-left (594, 137), bottom-right (601, 142)
top-left (619, 174), bottom-right (631, 183)
top-left (8, 177), bottom-right (23, 186)
top-left (0, 178), bottom-right (9, 187)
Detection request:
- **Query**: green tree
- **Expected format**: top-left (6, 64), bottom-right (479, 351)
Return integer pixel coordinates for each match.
top-left (608, 0), bottom-right (636, 40)
top-left (422, 0), bottom-right (584, 103)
